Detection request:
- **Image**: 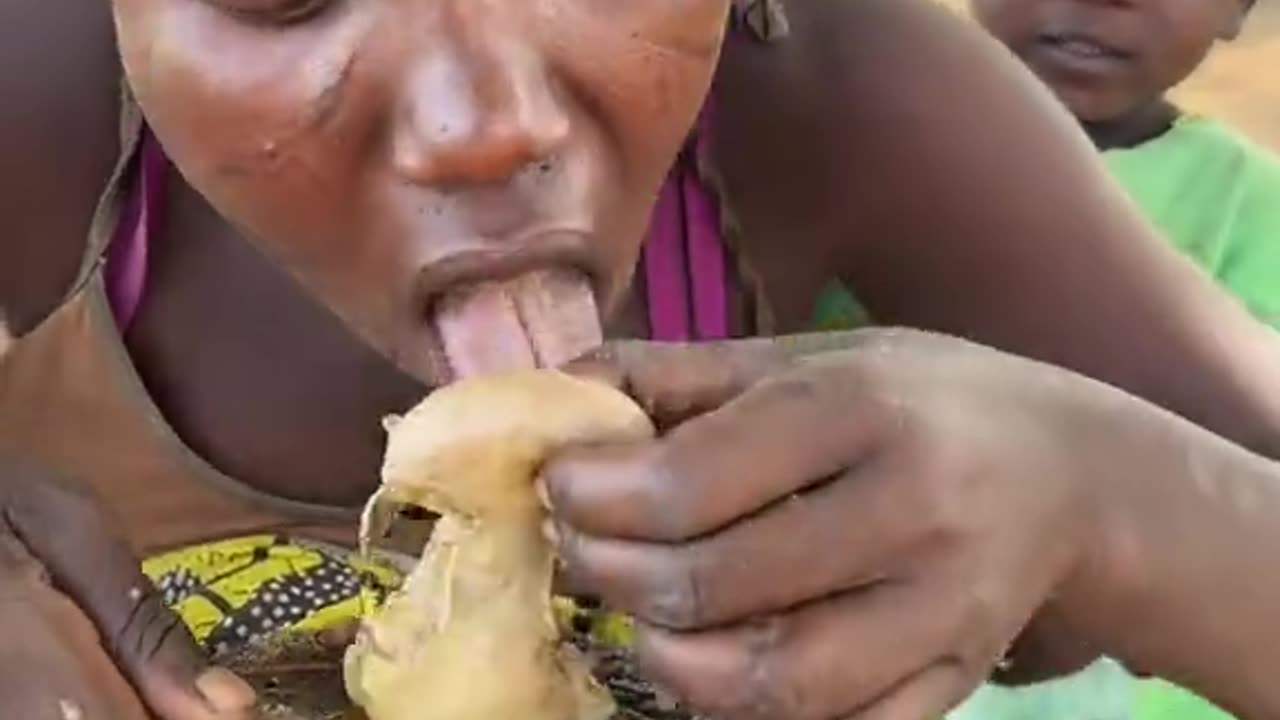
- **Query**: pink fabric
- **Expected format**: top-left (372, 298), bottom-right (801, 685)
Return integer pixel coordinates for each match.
top-left (105, 129), bottom-right (168, 332)
top-left (642, 96), bottom-right (731, 343)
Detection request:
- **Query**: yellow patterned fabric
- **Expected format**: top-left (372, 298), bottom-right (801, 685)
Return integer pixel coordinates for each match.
top-left (142, 535), bottom-right (403, 653)
top-left (144, 535), bottom-right (632, 655)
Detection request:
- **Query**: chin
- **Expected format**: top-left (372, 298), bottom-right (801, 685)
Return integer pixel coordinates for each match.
top-left (1051, 90), bottom-right (1121, 125)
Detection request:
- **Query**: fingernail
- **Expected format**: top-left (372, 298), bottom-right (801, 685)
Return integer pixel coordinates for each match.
top-left (195, 667), bottom-right (256, 713)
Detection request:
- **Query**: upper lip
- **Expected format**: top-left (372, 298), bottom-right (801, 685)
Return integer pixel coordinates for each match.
top-left (414, 230), bottom-right (599, 313)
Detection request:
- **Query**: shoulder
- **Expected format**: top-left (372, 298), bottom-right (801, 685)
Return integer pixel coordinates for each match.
top-left (1158, 117), bottom-right (1280, 216)
top-left (1161, 118), bottom-right (1280, 326)
top-left (1123, 117), bottom-right (1280, 171)
top-left (711, 0), bottom-right (1123, 278)
top-left (714, 0), bottom-right (1090, 212)
top-left (1102, 117), bottom-right (1280, 205)
top-left (0, 0), bottom-right (123, 333)
top-left (1197, 119), bottom-right (1280, 193)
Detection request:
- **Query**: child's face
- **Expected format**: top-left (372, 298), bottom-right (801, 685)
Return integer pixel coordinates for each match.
top-left (111, 0), bottom-right (731, 384)
top-left (973, 0), bottom-right (1247, 122)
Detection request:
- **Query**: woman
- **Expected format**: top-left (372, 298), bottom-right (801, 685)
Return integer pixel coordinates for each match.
top-left (2, 0), bottom-right (1280, 718)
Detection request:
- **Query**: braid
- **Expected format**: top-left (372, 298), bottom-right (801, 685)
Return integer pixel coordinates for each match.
top-left (697, 0), bottom-right (790, 336)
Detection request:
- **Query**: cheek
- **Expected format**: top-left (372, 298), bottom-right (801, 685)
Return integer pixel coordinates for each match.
top-left (1146, 23), bottom-right (1220, 93)
top-left (116, 2), bottom-right (375, 162)
top-left (559, 2), bottom-right (725, 172)
top-left (537, 2), bottom-right (729, 291)
top-left (115, 1), bottom-right (396, 284)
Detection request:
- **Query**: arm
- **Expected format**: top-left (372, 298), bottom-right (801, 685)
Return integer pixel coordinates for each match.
top-left (0, 0), bottom-right (121, 332)
top-left (1055, 385), bottom-right (1280, 720)
top-left (550, 333), bottom-right (1280, 720)
top-left (716, 0), bottom-right (1280, 457)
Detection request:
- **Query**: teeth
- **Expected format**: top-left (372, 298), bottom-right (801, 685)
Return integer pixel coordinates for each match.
top-left (1062, 39), bottom-right (1104, 57)
top-left (1047, 35), bottom-right (1115, 59)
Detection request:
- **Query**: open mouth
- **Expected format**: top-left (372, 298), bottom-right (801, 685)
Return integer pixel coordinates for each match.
top-left (1035, 31), bottom-right (1133, 72)
top-left (411, 233), bottom-right (606, 384)
top-left (430, 266), bottom-right (603, 382)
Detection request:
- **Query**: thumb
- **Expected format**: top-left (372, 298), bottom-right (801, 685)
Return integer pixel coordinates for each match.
top-left (4, 462), bottom-right (255, 719)
top-left (564, 338), bottom-right (789, 429)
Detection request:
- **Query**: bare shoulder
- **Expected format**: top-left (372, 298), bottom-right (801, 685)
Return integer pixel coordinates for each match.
top-left (713, 0), bottom-right (1143, 317)
top-left (0, 0), bottom-right (122, 333)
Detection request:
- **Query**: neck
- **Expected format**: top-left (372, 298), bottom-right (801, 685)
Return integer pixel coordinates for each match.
top-left (1081, 100), bottom-right (1179, 151)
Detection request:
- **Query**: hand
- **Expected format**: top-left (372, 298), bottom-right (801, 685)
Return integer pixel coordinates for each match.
top-left (542, 330), bottom-right (1121, 720)
top-left (0, 457), bottom-right (255, 719)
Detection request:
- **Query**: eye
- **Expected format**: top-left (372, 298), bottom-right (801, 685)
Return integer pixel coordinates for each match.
top-left (211, 0), bottom-right (334, 26)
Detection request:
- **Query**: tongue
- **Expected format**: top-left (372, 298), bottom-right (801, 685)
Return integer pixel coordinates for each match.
top-left (433, 269), bottom-right (603, 381)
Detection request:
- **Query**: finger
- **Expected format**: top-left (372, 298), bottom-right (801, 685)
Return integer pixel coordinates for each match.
top-left (553, 460), bottom-right (920, 630)
top-left (845, 662), bottom-right (974, 720)
top-left (544, 361), bottom-right (895, 542)
top-left (632, 581), bottom-right (957, 720)
top-left (4, 463), bottom-right (255, 719)
top-left (564, 339), bottom-right (790, 428)
top-left (0, 533), bottom-right (151, 720)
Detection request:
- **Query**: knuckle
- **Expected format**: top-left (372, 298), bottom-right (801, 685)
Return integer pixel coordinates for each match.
top-left (718, 619), bottom-right (812, 720)
top-left (635, 445), bottom-right (699, 542)
top-left (111, 583), bottom-right (184, 667)
top-left (641, 546), bottom-right (709, 631)
top-left (756, 369), bottom-right (829, 407)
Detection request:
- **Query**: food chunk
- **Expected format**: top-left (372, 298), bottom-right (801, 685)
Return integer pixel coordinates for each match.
top-left (345, 370), bottom-right (654, 720)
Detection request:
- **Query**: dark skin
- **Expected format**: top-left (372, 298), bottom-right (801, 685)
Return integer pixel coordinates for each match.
top-left (546, 331), bottom-right (1280, 720)
top-left (5, 0), bottom-right (1280, 718)
top-left (971, 0), bottom-right (1251, 149)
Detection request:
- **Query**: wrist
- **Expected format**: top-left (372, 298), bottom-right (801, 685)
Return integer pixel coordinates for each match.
top-left (1004, 381), bottom-right (1198, 680)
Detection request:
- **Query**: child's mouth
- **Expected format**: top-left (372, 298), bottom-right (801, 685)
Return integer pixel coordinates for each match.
top-left (1036, 32), bottom-right (1132, 70)
top-left (431, 268), bottom-right (602, 382)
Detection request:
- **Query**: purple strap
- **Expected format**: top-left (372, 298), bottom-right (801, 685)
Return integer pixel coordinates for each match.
top-left (642, 95), bottom-right (731, 343)
top-left (105, 128), bottom-right (168, 332)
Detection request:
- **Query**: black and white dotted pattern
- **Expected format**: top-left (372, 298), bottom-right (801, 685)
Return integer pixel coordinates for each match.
top-left (155, 568), bottom-right (202, 607)
top-left (205, 553), bottom-right (365, 652)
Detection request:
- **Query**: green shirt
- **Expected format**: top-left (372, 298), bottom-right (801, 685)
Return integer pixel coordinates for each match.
top-left (1105, 115), bottom-right (1280, 329)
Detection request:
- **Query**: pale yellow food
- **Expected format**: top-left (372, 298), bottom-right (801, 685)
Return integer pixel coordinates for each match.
top-left (344, 369), bottom-right (655, 720)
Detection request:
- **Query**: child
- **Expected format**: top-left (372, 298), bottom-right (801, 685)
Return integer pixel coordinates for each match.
top-left (975, 0), bottom-right (1280, 329)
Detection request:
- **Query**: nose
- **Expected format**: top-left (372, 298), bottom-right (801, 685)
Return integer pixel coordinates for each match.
top-left (390, 8), bottom-right (571, 189)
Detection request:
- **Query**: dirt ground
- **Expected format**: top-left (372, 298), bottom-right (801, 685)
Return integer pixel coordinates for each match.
top-left (936, 0), bottom-right (1280, 149)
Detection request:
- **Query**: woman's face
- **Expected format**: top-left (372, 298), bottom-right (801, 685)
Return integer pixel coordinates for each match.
top-left (112, 0), bottom-right (730, 383)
